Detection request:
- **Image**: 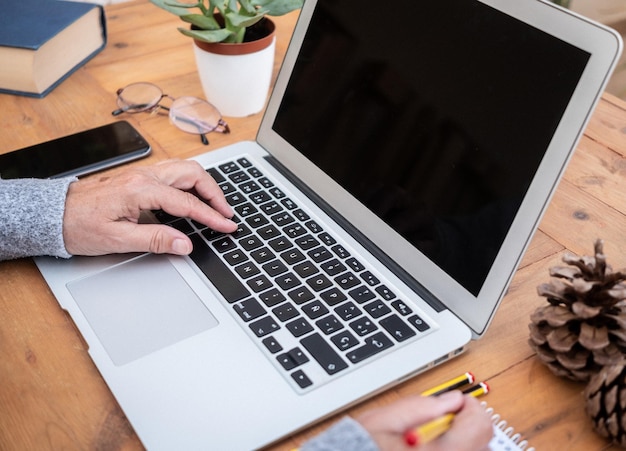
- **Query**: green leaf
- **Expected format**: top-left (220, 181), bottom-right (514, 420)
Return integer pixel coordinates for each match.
top-left (224, 11), bottom-right (263, 28)
top-left (180, 13), bottom-right (220, 29)
top-left (150, 0), bottom-right (198, 17)
top-left (178, 26), bottom-right (234, 43)
top-left (251, 0), bottom-right (303, 16)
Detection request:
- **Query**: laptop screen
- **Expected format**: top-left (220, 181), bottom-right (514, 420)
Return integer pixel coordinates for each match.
top-left (272, 0), bottom-right (590, 296)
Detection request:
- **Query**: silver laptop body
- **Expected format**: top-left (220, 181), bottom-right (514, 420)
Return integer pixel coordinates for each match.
top-left (35, 0), bottom-right (622, 449)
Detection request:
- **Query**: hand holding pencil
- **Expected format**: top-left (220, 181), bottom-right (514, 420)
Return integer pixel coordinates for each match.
top-left (354, 374), bottom-right (493, 450)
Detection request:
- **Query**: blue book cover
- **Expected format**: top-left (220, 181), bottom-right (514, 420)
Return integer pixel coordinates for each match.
top-left (0, 0), bottom-right (108, 98)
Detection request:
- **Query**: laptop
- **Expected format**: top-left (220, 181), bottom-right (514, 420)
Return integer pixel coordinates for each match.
top-left (35, 0), bottom-right (622, 449)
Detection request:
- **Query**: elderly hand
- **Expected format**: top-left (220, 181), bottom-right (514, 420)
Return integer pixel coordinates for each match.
top-left (63, 159), bottom-right (237, 256)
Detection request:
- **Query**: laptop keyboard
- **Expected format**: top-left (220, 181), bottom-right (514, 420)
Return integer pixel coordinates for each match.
top-left (154, 156), bottom-right (433, 392)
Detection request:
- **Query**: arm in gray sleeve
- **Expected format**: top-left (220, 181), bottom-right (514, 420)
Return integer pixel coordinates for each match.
top-left (300, 417), bottom-right (379, 451)
top-left (0, 177), bottom-right (76, 261)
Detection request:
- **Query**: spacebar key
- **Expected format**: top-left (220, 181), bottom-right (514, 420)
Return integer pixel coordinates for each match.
top-left (189, 233), bottom-right (250, 303)
top-left (300, 333), bottom-right (348, 375)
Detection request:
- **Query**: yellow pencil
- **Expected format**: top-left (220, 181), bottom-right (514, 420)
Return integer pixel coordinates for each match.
top-left (420, 372), bottom-right (475, 397)
top-left (405, 382), bottom-right (489, 446)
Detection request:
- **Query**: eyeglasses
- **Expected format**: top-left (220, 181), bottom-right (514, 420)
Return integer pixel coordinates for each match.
top-left (111, 82), bottom-right (230, 145)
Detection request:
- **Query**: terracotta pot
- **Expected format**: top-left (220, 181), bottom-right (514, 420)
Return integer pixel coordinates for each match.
top-left (192, 18), bottom-right (276, 117)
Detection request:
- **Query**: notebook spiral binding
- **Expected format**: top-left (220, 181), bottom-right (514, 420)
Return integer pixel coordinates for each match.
top-left (482, 402), bottom-right (535, 451)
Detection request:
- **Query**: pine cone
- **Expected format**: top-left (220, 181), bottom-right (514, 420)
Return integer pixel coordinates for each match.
top-left (585, 363), bottom-right (626, 447)
top-left (528, 240), bottom-right (626, 382)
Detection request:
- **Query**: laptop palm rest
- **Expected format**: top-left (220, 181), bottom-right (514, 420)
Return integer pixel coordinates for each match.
top-left (67, 254), bottom-right (218, 366)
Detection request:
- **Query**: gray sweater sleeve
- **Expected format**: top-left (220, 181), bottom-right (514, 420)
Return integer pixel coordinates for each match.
top-left (0, 177), bottom-right (76, 261)
top-left (300, 417), bottom-right (379, 451)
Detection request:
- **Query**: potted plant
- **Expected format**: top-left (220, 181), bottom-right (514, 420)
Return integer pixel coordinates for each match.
top-left (150, 0), bottom-right (303, 117)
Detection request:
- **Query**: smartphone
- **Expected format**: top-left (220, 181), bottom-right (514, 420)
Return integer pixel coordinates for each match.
top-left (0, 121), bottom-right (151, 179)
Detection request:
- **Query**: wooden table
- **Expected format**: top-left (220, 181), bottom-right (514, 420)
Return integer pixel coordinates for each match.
top-left (2, 1), bottom-right (626, 449)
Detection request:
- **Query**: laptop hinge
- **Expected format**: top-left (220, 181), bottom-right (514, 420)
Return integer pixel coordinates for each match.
top-left (264, 155), bottom-right (446, 313)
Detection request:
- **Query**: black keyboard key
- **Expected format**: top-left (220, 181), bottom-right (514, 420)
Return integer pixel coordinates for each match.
top-left (294, 235), bottom-right (319, 250)
top-left (246, 213), bottom-right (270, 228)
top-left (346, 332), bottom-right (393, 364)
top-left (293, 261), bottom-right (319, 278)
top-left (376, 285), bottom-right (396, 301)
top-left (213, 236), bottom-right (237, 253)
top-left (380, 314), bottom-right (417, 342)
top-left (350, 316), bottom-right (378, 336)
top-left (306, 274), bottom-right (333, 292)
top-left (392, 300), bottom-right (413, 316)
top-left (331, 244), bottom-right (350, 259)
top-left (262, 259), bottom-right (288, 277)
top-left (316, 314), bottom-right (344, 335)
top-left (301, 300), bottom-right (329, 319)
top-left (363, 300), bottom-right (392, 318)
top-left (277, 348), bottom-right (309, 370)
top-left (361, 271), bottom-right (380, 287)
top-left (349, 285), bottom-right (376, 304)
top-left (247, 274), bottom-right (272, 293)
top-left (268, 237), bottom-right (292, 252)
top-left (273, 302), bottom-right (299, 322)
top-left (250, 191), bottom-right (272, 204)
top-left (346, 257), bottom-right (365, 272)
top-left (257, 224), bottom-right (281, 240)
top-left (258, 288), bottom-right (286, 307)
top-left (258, 177), bottom-right (274, 188)
top-left (250, 247), bottom-right (275, 263)
top-left (272, 212), bottom-right (295, 226)
top-left (223, 249), bottom-right (248, 266)
top-left (300, 333), bottom-right (348, 375)
top-left (335, 272), bottom-right (360, 290)
top-left (235, 261), bottom-right (260, 279)
top-left (305, 220), bottom-right (323, 234)
top-left (189, 234), bottom-right (249, 303)
top-left (292, 369), bottom-right (313, 389)
top-left (320, 287), bottom-right (347, 306)
top-left (234, 202), bottom-right (257, 217)
top-left (284, 224), bottom-right (306, 238)
top-left (226, 192), bottom-right (246, 206)
top-left (288, 286), bottom-right (315, 304)
top-left (320, 259), bottom-right (346, 276)
top-left (308, 246), bottom-right (332, 263)
top-left (233, 298), bottom-right (266, 322)
top-left (219, 182), bottom-right (236, 195)
top-left (240, 235), bottom-right (263, 251)
top-left (237, 157), bottom-right (252, 168)
top-left (318, 232), bottom-right (336, 246)
top-left (408, 314), bottom-right (431, 332)
top-left (249, 316), bottom-right (280, 337)
top-left (286, 317), bottom-right (314, 337)
top-left (219, 162), bottom-right (239, 174)
top-left (281, 198), bottom-right (297, 210)
top-left (229, 171), bottom-right (251, 184)
top-left (293, 209), bottom-right (310, 221)
top-left (334, 301), bottom-right (361, 321)
top-left (207, 167), bottom-right (226, 183)
top-left (260, 200), bottom-right (282, 214)
top-left (269, 187), bottom-right (286, 198)
top-left (202, 228), bottom-right (224, 241)
top-left (230, 223), bottom-right (252, 239)
top-left (275, 272), bottom-right (301, 291)
top-left (262, 336), bottom-right (283, 353)
top-left (281, 248), bottom-right (306, 265)
top-left (240, 180), bottom-right (261, 194)
top-left (331, 330), bottom-right (359, 351)
top-left (247, 167), bottom-right (263, 178)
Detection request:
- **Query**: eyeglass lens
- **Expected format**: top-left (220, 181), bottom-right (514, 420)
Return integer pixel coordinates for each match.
top-left (111, 82), bottom-right (230, 142)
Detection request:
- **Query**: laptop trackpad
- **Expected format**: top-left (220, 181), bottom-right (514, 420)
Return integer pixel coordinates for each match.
top-left (67, 254), bottom-right (218, 366)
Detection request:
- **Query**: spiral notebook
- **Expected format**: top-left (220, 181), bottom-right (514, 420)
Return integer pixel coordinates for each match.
top-left (485, 402), bottom-right (535, 451)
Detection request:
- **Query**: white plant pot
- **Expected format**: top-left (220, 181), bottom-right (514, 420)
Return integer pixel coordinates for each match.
top-left (192, 19), bottom-right (276, 118)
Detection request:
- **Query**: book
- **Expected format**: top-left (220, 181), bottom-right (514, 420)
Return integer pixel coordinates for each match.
top-left (484, 402), bottom-right (535, 451)
top-left (0, 0), bottom-right (107, 98)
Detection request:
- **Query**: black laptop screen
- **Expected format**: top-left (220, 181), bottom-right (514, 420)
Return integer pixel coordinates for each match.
top-left (272, 0), bottom-right (590, 295)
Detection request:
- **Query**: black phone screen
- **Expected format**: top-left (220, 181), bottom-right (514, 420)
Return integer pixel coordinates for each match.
top-left (0, 121), bottom-right (151, 179)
